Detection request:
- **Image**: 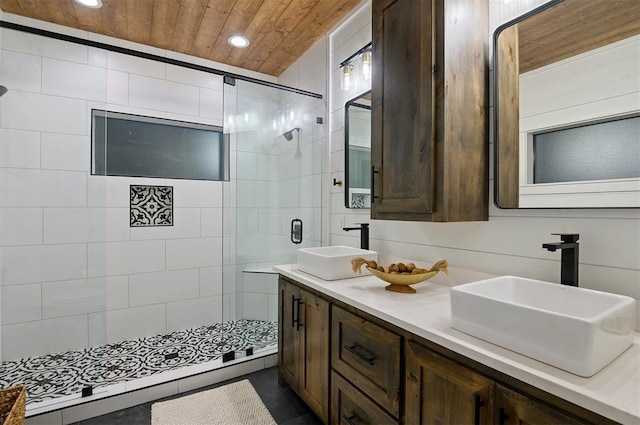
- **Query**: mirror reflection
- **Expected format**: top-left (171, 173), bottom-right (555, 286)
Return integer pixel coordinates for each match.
top-left (494, 0), bottom-right (640, 208)
top-left (344, 91), bottom-right (371, 209)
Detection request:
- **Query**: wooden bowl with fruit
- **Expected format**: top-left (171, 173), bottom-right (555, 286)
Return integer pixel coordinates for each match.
top-left (351, 258), bottom-right (448, 293)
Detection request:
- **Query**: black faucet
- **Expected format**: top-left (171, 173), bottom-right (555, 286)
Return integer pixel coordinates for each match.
top-left (542, 233), bottom-right (579, 287)
top-left (343, 223), bottom-right (369, 250)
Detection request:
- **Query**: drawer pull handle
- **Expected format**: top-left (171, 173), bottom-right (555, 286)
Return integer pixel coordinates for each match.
top-left (498, 407), bottom-right (509, 425)
top-left (344, 344), bottom-right (375, 365)
top-left (474, 394), bottom-right (485, 425)
top-left (342, 414), bottom-right (358, 425)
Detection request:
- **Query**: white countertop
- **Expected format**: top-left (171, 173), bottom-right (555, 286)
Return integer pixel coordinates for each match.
top-left (274, 264), bottom-right (640, 425)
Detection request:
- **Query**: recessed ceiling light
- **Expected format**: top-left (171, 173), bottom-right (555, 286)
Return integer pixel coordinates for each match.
top-left (74, 0), bottom-right (103, 8)
top-left (228, 35), bottom-right (250, 48)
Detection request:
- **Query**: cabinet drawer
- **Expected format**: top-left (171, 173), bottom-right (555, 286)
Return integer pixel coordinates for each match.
top-left (331, 371), bottom-right (398, 425)
top-left (331, 306), bottom-right (402, 417)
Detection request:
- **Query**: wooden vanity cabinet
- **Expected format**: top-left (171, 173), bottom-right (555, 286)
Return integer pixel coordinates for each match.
top-left (495, 384), bottom-right (584, 425)
top-left (278, 275), bottom-right (619, 425)
top-left (278, 277), bottom-right (330, 423)
top-left (371, 0), bottom-right (488, 222)
top-left (331, 371), bottom-right (398, 425)
top-left (332, 306), bottom-right (402, 418)
top-left (405, 339), bottom-right (612, 425)
top-left (406, 340), bottom-right (494, 424)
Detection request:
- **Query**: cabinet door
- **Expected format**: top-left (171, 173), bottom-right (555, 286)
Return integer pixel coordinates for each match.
top-left (495, 384), bottom-right (584, 425)
top-left (298, 289), bottom-right (330, 423)
top-left (371, 0), bottom-right (436, 220)
top-left (406, 340), bottom-right (494, 425)
top-left (278, 279), bottom-right (300, 388)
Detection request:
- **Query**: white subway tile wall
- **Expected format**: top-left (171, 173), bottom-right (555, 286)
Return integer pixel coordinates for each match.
top-left (0, 21), bottom-right (233, 361)
top-left (1, 283), bottom-right (41, 325)
top-left (0, 207), bottom-right (42, 245)
top-left (165, 296), bottom-right (224, 332)
top-left (105, 304), bottom-right (166, 344)
top-left (199, 266), bottom-right (224, 297)
top-left (128, 269), bottom-right (200, 307)
top-left (0, 128), bottom-right (40, 169)
top-left (2, 316), bottom-right (89, 360)
top-left (0, 5), bottom-right (319, 364)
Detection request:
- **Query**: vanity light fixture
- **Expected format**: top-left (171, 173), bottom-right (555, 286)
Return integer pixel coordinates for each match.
top-left (74, 0), bottom-right (102, 8)
top-left (360, 50), bottom-right (372, 81)
top-left (340, 64), bottom-right (354, 91)
top-left (228, 35), bottom-right (250, 48)
top-left (339, 42), bottom-right (372, 91)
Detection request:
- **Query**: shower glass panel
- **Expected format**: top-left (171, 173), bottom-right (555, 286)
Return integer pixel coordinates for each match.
top-left (222, 79), bottom-right (324, 358)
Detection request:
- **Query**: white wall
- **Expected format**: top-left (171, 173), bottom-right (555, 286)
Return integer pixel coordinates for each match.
top-left (329, 0), bottom-right (373, 230)
top-left (0, 13), bottom-right (277, 361)
top-left (518, 35), bottom-right (640, 207)
top-left (326, 0), bottom-right (640, 329)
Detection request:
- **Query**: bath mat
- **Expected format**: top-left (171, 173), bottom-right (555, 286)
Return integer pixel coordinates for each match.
top-left (151, 379), bottom-right (276, 425)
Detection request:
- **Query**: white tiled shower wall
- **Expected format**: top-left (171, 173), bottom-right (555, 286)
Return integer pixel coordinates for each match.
top-left (0, 13), bottom-right (283, 362)
top-left (328, 0), bottom-right (640, 329)
top-left (278, 36), bottom-right (328, 255)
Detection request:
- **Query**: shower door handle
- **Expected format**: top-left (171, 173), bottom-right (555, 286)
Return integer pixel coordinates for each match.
top-left (291, 295), bottom-right (297, 327)
top-left (291, 218), bottom-right (303, 244)
top-left (295, 299), bottom-right (303, 331)
top-left (292, 296), bottom-right (303, 330)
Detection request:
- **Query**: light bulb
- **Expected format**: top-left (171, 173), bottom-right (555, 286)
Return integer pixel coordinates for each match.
top-left (74, 0), bottom-right (102, 8)
top-left (360, 50), bottom-right (372, 81)
top-left (341, 64), bottom-right (354, 91)
top-left (228, 35), bottom-right (250, 48)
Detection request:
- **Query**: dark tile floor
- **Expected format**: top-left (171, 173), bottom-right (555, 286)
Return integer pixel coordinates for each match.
top-left (70, 367), bottom-right (322, 425)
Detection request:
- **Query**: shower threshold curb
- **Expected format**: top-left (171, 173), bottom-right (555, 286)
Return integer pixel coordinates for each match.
top-left (26, 347), bottom-right (277, 419)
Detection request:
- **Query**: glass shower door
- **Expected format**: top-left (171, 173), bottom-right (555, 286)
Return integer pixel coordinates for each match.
top-left (222, 78), bottom-right (324, 359)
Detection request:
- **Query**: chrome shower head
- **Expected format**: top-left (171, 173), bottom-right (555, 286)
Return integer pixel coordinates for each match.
top-left (0, 86), bottom-right (7, 97)
top-left (282, 127), bottom-right (300, 141)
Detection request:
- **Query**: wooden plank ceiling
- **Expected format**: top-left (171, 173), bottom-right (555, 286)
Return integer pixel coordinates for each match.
top-left (0, 0), bottom-right (362, 76)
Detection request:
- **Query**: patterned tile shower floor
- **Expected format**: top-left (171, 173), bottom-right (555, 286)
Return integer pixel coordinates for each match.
top-left (0, 319), bottom-right (277, 406)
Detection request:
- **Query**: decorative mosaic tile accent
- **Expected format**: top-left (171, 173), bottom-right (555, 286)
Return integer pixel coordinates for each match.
top-left (130, 185), bottom-right (173, 227)
top-left (350, 192), bottom-right (369, 208)
top-left (0, 320), bottom-right (277, 406)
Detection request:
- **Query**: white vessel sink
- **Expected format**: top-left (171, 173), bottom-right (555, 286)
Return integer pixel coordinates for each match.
top-left (450, 276), bottom-right (636, 377)
top-left (297, 246), bottom-right (377, 281)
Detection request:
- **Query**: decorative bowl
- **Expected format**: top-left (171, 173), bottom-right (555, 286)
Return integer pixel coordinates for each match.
top-left (366, 267), bottom-right (439, 293)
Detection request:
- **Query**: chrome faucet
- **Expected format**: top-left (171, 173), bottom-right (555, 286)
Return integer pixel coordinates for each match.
top-left (542, 233), bottom-right (579, 287)
top-left (343, 223), bottom-right (369, 250)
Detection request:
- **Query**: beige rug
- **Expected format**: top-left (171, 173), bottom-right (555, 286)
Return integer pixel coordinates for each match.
top-left (151, 379), bottom-right (277, 425)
